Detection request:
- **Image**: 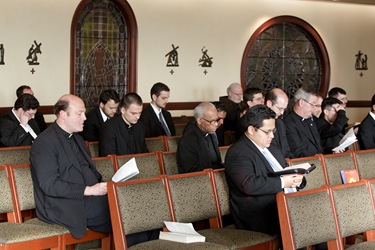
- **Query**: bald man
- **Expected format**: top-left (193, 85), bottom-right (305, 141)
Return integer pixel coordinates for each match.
top-left (30, 94), bottom-right (111, 239)
top-left (265, 88), bottom-right (293, 158)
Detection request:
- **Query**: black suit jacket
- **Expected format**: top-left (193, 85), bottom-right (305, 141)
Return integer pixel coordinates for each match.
top-left (315, 110), bottom-right (348, 154)
top-left (99, 115), bottom-right (147, 156)
top-left (283, 111), bottom-right (323, 158)
top-left (271, 118), bottom-right (294, 158)
top-left (30, 123), bottom-right (103, 238)
top-left (35, 111), bottom-right (47, 132)
top-left (0, 109), bottom-right (40, 147)
top-left (358, 113), bottom-right (375, 150)
top-left (220, 96), bottom-right (242, 132)
top-left (81, 107), bottom-right (105, 141)
top-left (224, 135), bottom-right (287, 235)
top-left (177, 122), bottom-right (222, 173)
top-left (139, 104), bottom-right (176, 137)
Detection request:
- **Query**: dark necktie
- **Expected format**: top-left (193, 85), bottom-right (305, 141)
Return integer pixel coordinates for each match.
top-left (159, 112), bottom-right (171, 136)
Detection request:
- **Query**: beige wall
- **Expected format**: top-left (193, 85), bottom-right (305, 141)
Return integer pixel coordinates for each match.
top-left (1, 0), bottom-right (375, 122)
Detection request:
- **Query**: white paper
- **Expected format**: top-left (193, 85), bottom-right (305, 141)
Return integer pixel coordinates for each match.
top-left (111, 157), bottom-right (139, 182)
top-left (164, 221), bottom-right (202, 236)
top-left (282, 163), bottom-right (311, 171)
top-left (332, 128), bottom-right (357, 152)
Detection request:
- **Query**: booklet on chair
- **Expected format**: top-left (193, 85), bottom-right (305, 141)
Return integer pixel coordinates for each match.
top-left (159, 221), bottom-right (205, 243)
top-left (340, 169), bottom-right (359, 184)
top-left (270, 163), bottom-right (316, 177)
top-left (111, 157), bottom-right (139, 182)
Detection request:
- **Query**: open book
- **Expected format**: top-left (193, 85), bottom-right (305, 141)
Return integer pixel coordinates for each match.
top-left (111, 157), bottom-right (139, 182)
top-left (159, 221), bottom-right (205, 243)
top-left (332, 127), bottom-right (357, 152)
top-left (270, 163), bottom-right (316, 177)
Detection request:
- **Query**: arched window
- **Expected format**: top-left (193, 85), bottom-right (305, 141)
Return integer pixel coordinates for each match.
top-left (241, 16), bottom-right (330, 99)
top-left (70, 0), bottom-right (137, 110)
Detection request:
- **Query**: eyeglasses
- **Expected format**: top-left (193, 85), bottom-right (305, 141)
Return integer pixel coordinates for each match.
top-left (257, 127), bottom-right (277, 135)
top-left (272, 102), bottom-right (286, 112)
top-left (302, 99), bottom-right (320, 108)
top-left (201, 117), bottom-right (220, 125)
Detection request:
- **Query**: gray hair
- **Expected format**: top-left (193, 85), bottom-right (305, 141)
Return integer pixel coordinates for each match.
top-left (293, 87), bottom-right (315, 104)
top-left (226, 82), bottom-right (241, 95)
top-left (194, 102), bottom-right (216, 119)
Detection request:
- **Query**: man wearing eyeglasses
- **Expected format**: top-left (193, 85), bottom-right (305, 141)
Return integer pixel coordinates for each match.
top-left (225, 105), bottom-right (305, 236)
top-left (283, 87), bottom-right (323, 158)
top-left (243, 87), bottom-right (264, 109)
top-left (265, 88), bottom-right (293, 158)
top-left (177, 102), bottom-right (223, 173)
top-left (0, 93), bottom-right (40, 147)
top-left (219, 82), bottom-right (244, 138)
top-left (315, 98), bottom-right (348, 154)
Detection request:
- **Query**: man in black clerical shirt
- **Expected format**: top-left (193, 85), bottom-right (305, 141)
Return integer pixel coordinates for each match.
top-left (283, 88), bottom-right (323, 158)
top-left (99, 92), bottom-right (147, 156)
top-left (177, 102), bottom-right (222, 173)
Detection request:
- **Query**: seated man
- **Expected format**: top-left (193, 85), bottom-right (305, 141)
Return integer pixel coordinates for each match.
top-left (315, 97), bottom-right (348, 154)
top-left (30, 94), bottom-right (111, 239)
top-left (81, 89), bottom-right (120, 141)
top-left (283, 88), bottom-right (323, 158)
top-left (220, 82), bottom-right (244, 133)
top-left (177, 102), bottom-right (222, 173)
top-left (0, 93), bottom-right (40, 147)
top-left (225, 105), bottom-right (305, 235)
top-left (358, 94), bottom-right (375, 150)
top-left (99, 93), bottom-right (147, 156)
top-left (139, 82), bottom-right (176, 137)
top-left (243, 87), bottom-right (264, 109)
top-left (16, 85), bottom-right (48, 132)
top-left (265, 88), bottom-right (293, 158)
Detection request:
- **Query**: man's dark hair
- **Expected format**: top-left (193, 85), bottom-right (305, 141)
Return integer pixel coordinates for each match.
top-left (14, 93), bottom-right (39, 111)
top-left (371, 94), bottom-right (375, 111)
top-left (16, 85), bottom-right (32, 98)
top-left (150, 82), bottom-right (170, 98)
top-left (239, 105), bottom-right (275, 132)
top-left (321, 97), bottom-right (342, 112)
top-left (243, 88), bottom-right (263, 106)
top-left (54, 98), bottom-right (69, 116)
top-left (99, 89), bottom-right (120, 104)
top-left (211, 101), bottom-right (226, 113)
top-left (328, 87), bottom-right (346, 98)
top-left (264, 88), bottom-right (277, 103)
top-left (120, 92), bottom-right (143, 109)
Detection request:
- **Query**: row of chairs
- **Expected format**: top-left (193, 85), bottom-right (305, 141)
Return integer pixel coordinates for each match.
top-left (107, 168), bottom-right (278, 249)
top-left (286, 149), bottom-right (375, 191)
top-left (95, 146), bottom-right (230, 181)
top-left (0, 164), bottom-right (111, 250)
top-left (277, 179), bottom-right (375, 249)
top-left (86, 136), bottom-right (182, 158)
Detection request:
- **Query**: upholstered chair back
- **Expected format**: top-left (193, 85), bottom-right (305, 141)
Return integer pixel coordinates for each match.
top-left (323, 151), bottom-right (356, 186)
top-left (116, 153), bottom-right (162, 180)
top-left (145, 136), bottom-right (167, 152)
top-left (160, 152), bottom-right (178, 175)
top-left (0, 146), bottom-right (31, 165)
top-left (353, 149), bottom-right (375, 179)
top-left (92, 156), bottom-right (117, 182)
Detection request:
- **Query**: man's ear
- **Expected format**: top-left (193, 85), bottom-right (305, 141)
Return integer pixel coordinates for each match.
top-left (151, 94), bottom-right (157, 102)
top-left (323, 108), bottom-right (329, 116)
top-left (247, 125), bottom-right (256, 135)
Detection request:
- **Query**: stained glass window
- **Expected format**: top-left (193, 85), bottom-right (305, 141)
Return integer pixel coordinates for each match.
top-left (73, 0), bottom-right (129, 111)
top-left (242, 16), bottom-right (329, 99)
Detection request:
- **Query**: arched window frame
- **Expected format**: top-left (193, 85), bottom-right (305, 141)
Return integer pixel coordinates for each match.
top-left (241, 15), bottom-right (330, 97)
top-left (70, 0), bottom-right (138, 95)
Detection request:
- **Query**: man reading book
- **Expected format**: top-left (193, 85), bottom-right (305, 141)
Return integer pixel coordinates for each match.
top-left (224, 105), bottom-right (306, 236)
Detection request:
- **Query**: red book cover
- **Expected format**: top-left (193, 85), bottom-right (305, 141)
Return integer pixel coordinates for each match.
top-left (340, 169), bottom-right (360, 184)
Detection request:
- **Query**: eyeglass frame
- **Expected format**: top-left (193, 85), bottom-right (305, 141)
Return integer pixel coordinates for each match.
top-left (271, 102), bottom-right (286, 112)
top-left (200, 117), bottom-right (221, 125)
top-left (256, 127), bottom-right (277, 135)
top-left (302, 99), bottom-right (320, 108)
